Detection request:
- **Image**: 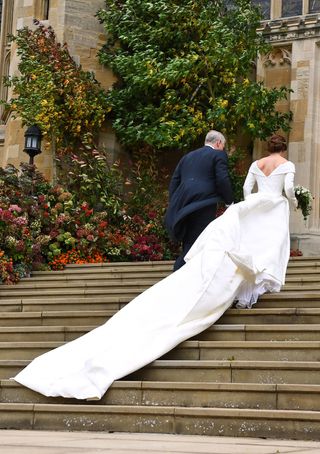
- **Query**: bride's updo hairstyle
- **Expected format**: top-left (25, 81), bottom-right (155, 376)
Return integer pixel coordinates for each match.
top-left (267, 134), bottom-right (287, 153)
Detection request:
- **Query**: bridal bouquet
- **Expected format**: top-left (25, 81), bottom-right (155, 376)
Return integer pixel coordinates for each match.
top-left (294, 186), bottom-right (313, 221)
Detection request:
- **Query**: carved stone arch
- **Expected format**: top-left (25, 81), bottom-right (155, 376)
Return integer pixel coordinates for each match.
top-left (263, 46), bottom-right (292, 67)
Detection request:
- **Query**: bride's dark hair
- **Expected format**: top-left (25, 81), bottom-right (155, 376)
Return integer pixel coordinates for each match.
top-left (267, 134), bottom-right (287, 153)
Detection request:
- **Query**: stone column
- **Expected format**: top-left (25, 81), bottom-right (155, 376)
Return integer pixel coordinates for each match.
top-left (288, 37), bottom-right (320, 254)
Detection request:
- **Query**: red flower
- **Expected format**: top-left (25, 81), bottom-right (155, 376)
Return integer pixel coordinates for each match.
top-left (132, 215), bottom-right (144, 225)
top-left (85, 208), bottom-right (93, 217)
top-left (148, 211), bottom-right (157, 219)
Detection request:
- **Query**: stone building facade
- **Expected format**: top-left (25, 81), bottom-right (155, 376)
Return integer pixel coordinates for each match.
top-left (0, 0), bottom-right (319, 254)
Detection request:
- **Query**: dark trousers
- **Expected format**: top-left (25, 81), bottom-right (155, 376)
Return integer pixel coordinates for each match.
top-left (173, 204), bottom-right (217, 271)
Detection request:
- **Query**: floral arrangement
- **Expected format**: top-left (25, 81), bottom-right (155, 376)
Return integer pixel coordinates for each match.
top-left (294, 186), bottom-right (313, 221)
top-left (290, 249), bottom-right (303, 257)
top-left (0, 250), bottom-right (19, 284)
top-left (49, 249), bottom-right (106, 270)
top-left (0, 161), bottom-right (178, 284)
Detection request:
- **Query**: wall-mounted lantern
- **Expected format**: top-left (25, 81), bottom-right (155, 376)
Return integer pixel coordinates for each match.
top-left (24, 125), bottom-right (42, 165)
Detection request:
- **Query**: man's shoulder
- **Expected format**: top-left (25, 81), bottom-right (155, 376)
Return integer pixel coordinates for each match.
top-left (187, 145), bottom-right (217, 157)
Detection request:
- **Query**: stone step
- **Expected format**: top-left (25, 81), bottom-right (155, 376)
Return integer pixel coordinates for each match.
top-left (257, 292), bottom-right (320, 308)
top-left (8, 278), bottom-right (162, 290)
top-left (6, 273), bottom-right (320, 290)
top-left (0, 296), bottom-right (128, 313)
top-left (285, 276), bottom-right (320, 284)
top-left (1, 340), bottom-right (320, 362)
top-left (0, 310), bottom-right (113, 327)
top-left (221, 308), bottom-right (320, 324)
top-left (1, 379), bottom-right (320, 412)
top-left (195, 324), bottom-right (320, 341)
top-left (286, 269), bottom-right (320, 276)
top-left (0, 402), bottom-right (319, 439)
top-left (3, 292), bottom-right (320, 315)
top-left (25, 266), bottom-right (320, 281)
top-left (24, 271), bottom-right (169, 282)
top-left (2, 359), bottom-right (320, 385)
top-left (31, 262), bottom-right (174, 276)
top-left (163, 340), bottom-right (320, 362)
top-left (2, 324), bottom-right (320, 342)
top-left (0, 284), bottom-right (153, 299)
top-left (2, 308), bottom-right (320, 328)
top-left (132, 360), bottom-right (320, 386)
top-left (24, 269), bottom-right (320, 282)
top-left (3, 293), bottom-right (320, 314)
top-left (281, 285), bottom-right (320, 291)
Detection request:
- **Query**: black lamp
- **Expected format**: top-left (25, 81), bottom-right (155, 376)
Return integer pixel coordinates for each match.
top-left (24, 125), bottom-right (42, 165)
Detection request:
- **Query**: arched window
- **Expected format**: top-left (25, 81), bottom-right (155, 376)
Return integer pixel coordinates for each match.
top-left (282, 0), bottom-right (303, 17)
top-left (309, 0), bottom-right (320, 13)
top-left (251, 1), bottom-right (271, 20)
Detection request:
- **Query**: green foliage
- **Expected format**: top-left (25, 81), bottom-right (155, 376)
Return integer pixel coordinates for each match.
top-left (2, 21), bottom-right (109, 149)
top-left (97, 0), bottom-right (292, 151)
top-left (57, 144), bottom-right (124, 217)
top-left (228, 149), bottom-right (247, 202)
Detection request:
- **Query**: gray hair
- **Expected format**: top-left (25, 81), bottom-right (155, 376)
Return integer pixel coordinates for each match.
top-left (205, 130), bottom-right (226, 146)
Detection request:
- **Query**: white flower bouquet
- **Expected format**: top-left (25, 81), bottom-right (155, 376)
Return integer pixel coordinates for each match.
top-left (294, 186), bottom-right (313, 221)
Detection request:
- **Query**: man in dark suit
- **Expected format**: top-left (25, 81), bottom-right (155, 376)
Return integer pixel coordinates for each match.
top-left (165, 130), bottom-right (234, 271)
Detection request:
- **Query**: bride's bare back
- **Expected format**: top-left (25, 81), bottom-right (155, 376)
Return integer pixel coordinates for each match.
top-left (257, 155), bottom-right (288, 177)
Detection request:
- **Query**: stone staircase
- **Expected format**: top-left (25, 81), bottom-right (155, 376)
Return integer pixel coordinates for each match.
top-left (0, 257), bottom-right (320, 439)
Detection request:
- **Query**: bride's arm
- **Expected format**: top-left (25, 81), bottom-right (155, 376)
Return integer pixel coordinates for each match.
top-left (243, 169), bottom-right (256, 198)
top-left (284, 172), bottom-right (298, 207)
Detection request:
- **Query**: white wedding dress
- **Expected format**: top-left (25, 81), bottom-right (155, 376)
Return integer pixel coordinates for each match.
top-left (13, 160), bottom-right (297, 400)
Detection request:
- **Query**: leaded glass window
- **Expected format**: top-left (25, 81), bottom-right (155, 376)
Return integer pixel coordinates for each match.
top-left (282, 0), bottom-right (303, 17)
top-left (251, 0), bottom-right (271, 20)
top-left (309, 0), bottom-right (320, 13)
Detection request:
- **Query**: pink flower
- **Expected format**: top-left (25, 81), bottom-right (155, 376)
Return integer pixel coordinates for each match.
top-left (16, 240), bottom-right (25, 252)
top-left (14, 217), bottom-right (28, 226)
top-left (9, 204), bottom-right (22, 213)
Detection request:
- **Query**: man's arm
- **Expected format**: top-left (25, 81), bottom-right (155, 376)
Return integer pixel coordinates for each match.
top-left (215, 152), bottom-right (234, 205)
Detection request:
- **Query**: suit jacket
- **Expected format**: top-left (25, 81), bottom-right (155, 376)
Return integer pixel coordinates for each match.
top-left (165, 145), bottom-right (234, 241)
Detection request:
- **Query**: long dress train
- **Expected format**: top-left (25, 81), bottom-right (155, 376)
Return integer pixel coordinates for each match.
top-left (13, 160), bottom-right (297, 400)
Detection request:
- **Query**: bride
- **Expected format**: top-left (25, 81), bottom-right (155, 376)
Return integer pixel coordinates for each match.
top-left (13, 134), bottom-right (297, 400)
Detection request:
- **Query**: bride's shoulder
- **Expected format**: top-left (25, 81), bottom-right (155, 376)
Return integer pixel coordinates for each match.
top-left (284, 160), bottom-right (296, 172)
top-left (248, 160), bottom-right (259, 174)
